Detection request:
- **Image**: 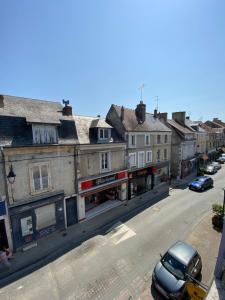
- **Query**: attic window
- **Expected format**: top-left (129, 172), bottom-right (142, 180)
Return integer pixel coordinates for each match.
top-left (32, 124), bottom-right (58, 144)
top-left (99, 128), bottom-right (110, 140)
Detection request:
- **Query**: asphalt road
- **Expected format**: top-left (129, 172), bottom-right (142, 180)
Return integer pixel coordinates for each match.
top-left (1, 167), bottom-right (224, 300)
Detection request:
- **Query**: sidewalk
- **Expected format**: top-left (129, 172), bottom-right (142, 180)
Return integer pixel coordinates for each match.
top-left (0, 183), bottom-right (169, 287)
top-left (140, 212), bottom-right (222, 300)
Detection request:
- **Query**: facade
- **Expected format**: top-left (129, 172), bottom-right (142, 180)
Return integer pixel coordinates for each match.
top-left (74, 115), bottom-right (127, 221)
top-left (106, 102), bottom-right (172, 200)
top-left (160, 112), bottom-right (197, 179)
top-left (0, 95), bottom-right (78, 251)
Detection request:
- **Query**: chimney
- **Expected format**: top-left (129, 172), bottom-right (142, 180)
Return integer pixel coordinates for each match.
top-left (0, 95), bottom-right (4, 108)
top-left (135, 101), bottom-right (146, 124)
top-left (172, 111), bottom-right (186, 124)
top-left (62, 99), bottom-right (72, 116)
top-left (121, 106), bottom-right (124, 121)
top-left (154, 108), bottom-right (158, 118)
top-left (159, 112), bottom-right (168, 122)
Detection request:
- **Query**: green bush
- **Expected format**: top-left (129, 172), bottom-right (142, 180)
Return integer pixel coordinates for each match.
top-left (212, 204), bottom-right (224, 216)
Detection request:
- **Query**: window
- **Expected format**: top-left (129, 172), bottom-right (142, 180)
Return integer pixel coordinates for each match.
top-left (165, 135), bottom-right (168, 143)
top-left (99, 128), bottom-right (110, 140)
top-left (164, 149), bottom-right (167, 160)
top-left (145, 135), bottom-right (150, 145)
top-left (129, 134), bottom-right (136, 147)
top-left (129, 153), bottom-right (136, 168)
top-left (29, 162), bottom-right (51, 193)
top-left (100, 152), bottom-right (111, 172)
top-left (157, 149), bottom-right (160, 161)
top-left (146, 151), bottom-right (152, 163)
top-left (138, 151), bottom-right (145, 168)
top-left (157, 135), bottom-right (161, 144)
top-left (32, 124), bottom-right (58, 144)
top-left (35, 204), bottom-right (56, 230)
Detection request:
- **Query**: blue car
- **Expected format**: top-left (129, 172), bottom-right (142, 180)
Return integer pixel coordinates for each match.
top-left (189, 176), bottom-right (213, 192)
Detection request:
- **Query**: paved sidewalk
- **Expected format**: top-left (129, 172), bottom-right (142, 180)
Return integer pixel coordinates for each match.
top-left (0, 183), bottom-right (169, 287)
top-left (140, 212), bottom-right (222, 300)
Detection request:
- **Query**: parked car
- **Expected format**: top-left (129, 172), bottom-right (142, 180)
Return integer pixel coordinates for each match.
top-left (189, 176), bottom-right (213, 192)
top-left (204, 164), bottom-right (217, 174)
top-left (152, 241), bottom-right (202, 300)
top-left (210, 161), bottom-right (221, 171)
top-left (216, 156), bottom-right (225, 164)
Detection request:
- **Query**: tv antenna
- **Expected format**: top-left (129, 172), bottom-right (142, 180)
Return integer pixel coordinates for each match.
top-left (138, 84), bottom-right (145, 102)
top-left (153, 96), bottom-right (159, 110)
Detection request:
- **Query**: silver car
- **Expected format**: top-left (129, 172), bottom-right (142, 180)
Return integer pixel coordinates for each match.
top-left (210, 161), bottom-right (221, 171)
top-left (152, 241), bottom-right (202, 299)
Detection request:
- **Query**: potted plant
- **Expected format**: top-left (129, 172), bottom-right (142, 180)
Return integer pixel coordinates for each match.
top-left (212, 204), bottom-right (224, 229)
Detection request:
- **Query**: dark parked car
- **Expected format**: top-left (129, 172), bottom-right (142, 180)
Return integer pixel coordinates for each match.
top-left (204, 164), bottom-right (217, 174)
top-left (216, 156), bottom-right (225, 164)
top-left (152, 241), bottom-right (202, 299)
top-left (189, 176), bottom-right (213, 191)
top-left (210, 161), bottom-right (221, 171)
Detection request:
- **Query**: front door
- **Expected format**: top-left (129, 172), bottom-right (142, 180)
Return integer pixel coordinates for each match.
top-left (0, 219), bottom-right (8, 249)
top-left (66, 197), bottom-right (78, 227)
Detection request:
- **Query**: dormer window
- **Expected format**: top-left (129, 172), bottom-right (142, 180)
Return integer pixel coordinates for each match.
top-left (32, 124), bottom-right (58, 144)
top-left (99, 128), bottom-right (111, 140)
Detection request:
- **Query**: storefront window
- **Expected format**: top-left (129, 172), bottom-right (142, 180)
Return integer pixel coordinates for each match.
top-left (154, 167), bottom-right (168, 185)
top-left (35, 204), bottom-right (56, 230)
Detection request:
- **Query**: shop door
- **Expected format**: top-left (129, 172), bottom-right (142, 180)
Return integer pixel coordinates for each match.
top-left (0, 219), bottom-right (8, 249)
top-left (66, 197), bottom-right (78, 227)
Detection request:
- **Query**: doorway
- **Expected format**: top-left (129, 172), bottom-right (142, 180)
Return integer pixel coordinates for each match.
top-left (0, 219), bottom-right (8, 250)
top-left (66, 197), bottom-right (78, 227)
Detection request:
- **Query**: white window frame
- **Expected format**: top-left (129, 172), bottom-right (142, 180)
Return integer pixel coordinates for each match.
top-left (29, 162), bottom-right (52, 194)
top-left (145, 134), bottom-right (150, 146)
top-left (99, 151), bottom-right (111, 173)
top-left (146, 150), bottom-right (152, 163)
top-left (138, 151), bottom-right (145, 168)
top-left (129, 152), bottom-right (136, 168)
top-left (99, 128), bottom-right (111, 140)
top-left (129, 134), bottom-right (136, 147)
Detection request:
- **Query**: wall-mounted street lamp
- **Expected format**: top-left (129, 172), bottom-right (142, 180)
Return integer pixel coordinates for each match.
top-left (7, 165), bottom-right (16, 184)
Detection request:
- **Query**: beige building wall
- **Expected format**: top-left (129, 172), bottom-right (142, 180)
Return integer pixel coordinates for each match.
top-left (3, 145), bottom-right (76, 205)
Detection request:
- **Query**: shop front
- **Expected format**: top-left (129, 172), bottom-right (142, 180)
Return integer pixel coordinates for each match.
top-left (78, 171), bottom-right (128, 220)
top-left (128, 167), bottom-right (154, 199)
top-left (181, 157), bottom-right (197, 179)
top-left (9, 192), bottom-right (65, 251)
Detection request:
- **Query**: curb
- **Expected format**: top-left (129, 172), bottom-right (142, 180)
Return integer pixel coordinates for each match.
top-left (0, 190), bottom-right (169, 287)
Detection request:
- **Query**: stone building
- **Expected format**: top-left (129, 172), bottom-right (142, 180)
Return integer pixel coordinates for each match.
top-left (106, 101), bottom-right (172, 200)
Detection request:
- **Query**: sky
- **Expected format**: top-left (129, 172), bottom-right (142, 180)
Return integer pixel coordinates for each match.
top-left (1, 0), bottom-right (225, 121)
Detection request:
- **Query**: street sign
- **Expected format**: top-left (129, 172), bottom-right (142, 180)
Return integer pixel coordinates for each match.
top-left (186, 282), bottom-right (207, 300)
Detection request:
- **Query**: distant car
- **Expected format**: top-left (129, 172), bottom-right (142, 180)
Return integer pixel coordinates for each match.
top-left (152, 241), bottom-right (202, 300)
top-left (210, 161), bottom-right (221, 171)
top-left (189, 176), bottom-right (213, 191)
top-left (216, 156), bottom-right (225, 164)
top-left (204, 164), bottom-right (217, 174)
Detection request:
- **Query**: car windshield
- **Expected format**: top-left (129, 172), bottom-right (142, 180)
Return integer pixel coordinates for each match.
top-left (194, 178), bottom-right (205, 182)
top-left (161, 253), bottom-right (186, 280)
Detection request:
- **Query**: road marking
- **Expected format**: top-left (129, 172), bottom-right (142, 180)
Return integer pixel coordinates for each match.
top-left (108, 222), bottom-right (136, 245)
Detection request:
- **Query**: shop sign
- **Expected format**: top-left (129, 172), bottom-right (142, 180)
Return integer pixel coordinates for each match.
top-left (186, 282), bottom-right (206, 300)
top-left (81, 171), bottom-right (127, 190)
top-left (94, 174), bottom-right (117, 186)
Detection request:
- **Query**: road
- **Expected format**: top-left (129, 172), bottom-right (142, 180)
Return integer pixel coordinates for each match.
top-left (0, 167), bottom-right (224, 300)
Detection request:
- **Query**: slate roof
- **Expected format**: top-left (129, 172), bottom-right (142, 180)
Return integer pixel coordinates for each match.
top-left (0, 94), bottom-right (74, 124)
top-left (185, 119), bottom-right (207, 133)
top-left (112, 105), bottom-right (171, 132)
top-left (74, 115), bottom-right (123, 144)
top-left (0, 95), bottom-right (78, 146)
top-left (167, 119), bottom-right (194, 134)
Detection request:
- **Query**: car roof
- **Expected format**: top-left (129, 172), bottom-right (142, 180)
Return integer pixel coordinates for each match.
top-left (168, 241), bottom-right (197, 266)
